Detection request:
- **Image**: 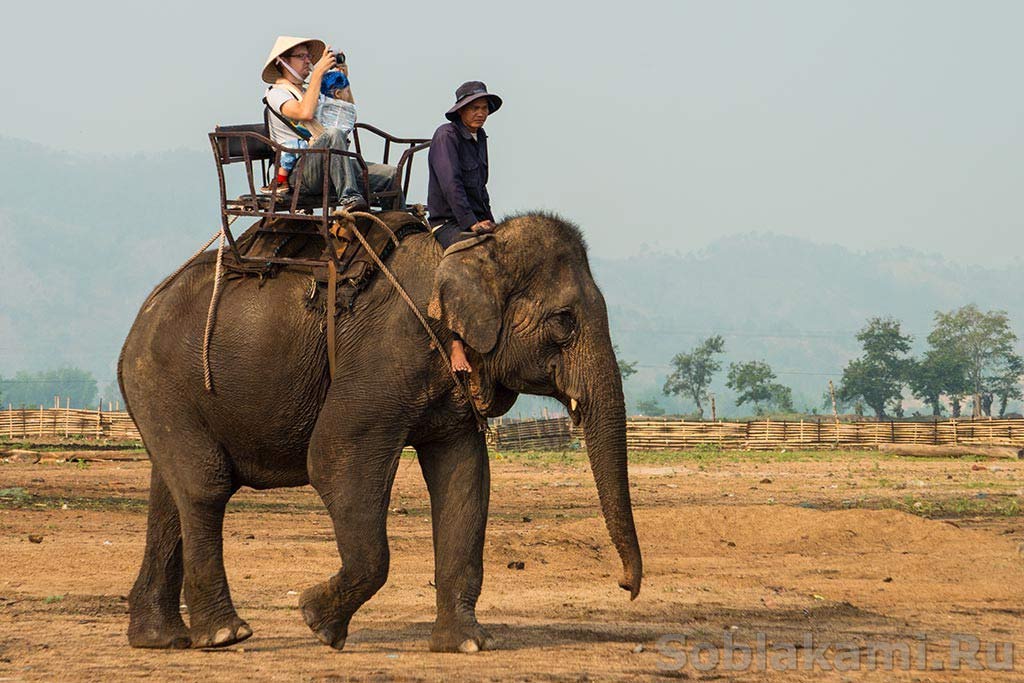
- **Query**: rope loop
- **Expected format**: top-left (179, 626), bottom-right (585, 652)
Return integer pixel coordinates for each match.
top-left (336, 209), bottom-right (489, 431)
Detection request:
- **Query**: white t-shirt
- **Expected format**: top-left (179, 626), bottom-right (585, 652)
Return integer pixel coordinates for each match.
top-left (265, 85), bottom-right (310, 146)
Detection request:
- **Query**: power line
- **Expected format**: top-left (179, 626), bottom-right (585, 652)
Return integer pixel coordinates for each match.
top-left (635, 364), bottom-right (842, 376)
top-left (0, 379), bottom-right (115, 385)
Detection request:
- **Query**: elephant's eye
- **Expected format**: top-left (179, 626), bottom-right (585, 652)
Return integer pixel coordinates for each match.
top-left (546, 309), bottom-right (578, 346)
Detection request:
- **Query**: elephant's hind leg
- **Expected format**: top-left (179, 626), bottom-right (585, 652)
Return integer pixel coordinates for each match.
top-left (300, 428), bottom-right (404, 650)
top-left (178, 487), bottom-right (252, 648)
top-left (128, 467), bottom-right (190, 648)
top-left (144, 429), bottom-right (251, 649)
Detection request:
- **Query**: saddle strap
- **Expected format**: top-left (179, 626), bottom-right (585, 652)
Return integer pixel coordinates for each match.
top-left (327, 260), bottom-right (337, 378)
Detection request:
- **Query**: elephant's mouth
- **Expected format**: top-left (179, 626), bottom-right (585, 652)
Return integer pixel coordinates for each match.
top-left (558, 394), bottom-right (583, 426)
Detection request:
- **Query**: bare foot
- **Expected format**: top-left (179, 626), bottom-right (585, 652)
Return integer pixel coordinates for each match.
top-left (451, 339), bottom-right (472, 373)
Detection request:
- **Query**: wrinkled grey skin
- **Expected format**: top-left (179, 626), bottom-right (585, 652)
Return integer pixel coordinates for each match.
top-left (119, 212), bottom-right (641, 652)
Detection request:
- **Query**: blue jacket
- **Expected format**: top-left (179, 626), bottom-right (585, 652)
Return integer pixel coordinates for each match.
top-left (427, 120), bottom-right (493, 230)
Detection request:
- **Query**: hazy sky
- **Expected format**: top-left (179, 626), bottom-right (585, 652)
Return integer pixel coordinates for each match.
top-left (4, 0), bottom-right (1022, 264)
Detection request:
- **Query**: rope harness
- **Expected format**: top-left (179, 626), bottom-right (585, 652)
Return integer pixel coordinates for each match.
top-left (334, 210), bottom-right (489, 431)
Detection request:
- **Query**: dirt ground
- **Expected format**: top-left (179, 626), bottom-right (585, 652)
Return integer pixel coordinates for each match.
top-left (1, 447), bottom-right (1023, 682)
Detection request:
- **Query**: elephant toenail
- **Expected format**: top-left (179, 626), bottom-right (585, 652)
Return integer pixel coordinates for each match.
top-left (458, 638), bottom-right (480, 653)
top-left (237, 624), bottom-right (253, 640)
top-left (213, 627), bottom-right (234, 645)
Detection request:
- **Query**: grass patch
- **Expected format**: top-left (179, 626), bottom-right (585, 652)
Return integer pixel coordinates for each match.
top-left (0, 492), bottom-right (147, 512)
top-left (489, 448), bottom-right (887, 466)
top-left (809, 494), bottom-right (1024, 519)
top-left (491, 450), bottom-right (581, 466)
top-left (0, 440), bottom-right (144, 452)
top-left (0, 487), bottom-right (31, 503)
top-left (0, 491), bottom-right (334, 515)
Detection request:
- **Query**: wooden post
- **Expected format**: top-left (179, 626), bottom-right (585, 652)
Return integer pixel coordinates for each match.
top-left (828, 380), bottom-right (840, 446)
top-left (8, 403), bottom-right (13, 439)
top-left (952, 419), bottom-right (958, 446)
top-left (65, 397), bottom-right (70, 438)
top-left (710, 395), bottom-right (717, 422)
top-left (97, 403), bottom-right (103, 439)
top-left (37, 405), bottom-right (43, 438)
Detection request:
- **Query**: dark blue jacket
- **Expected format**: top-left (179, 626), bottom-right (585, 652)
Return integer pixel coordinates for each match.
top-left (427, 120), bottom-right (493, 230)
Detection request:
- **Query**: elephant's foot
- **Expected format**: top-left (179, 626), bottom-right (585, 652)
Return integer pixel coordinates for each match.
top-left (128, 618), bottom-right (191, 649)
top-left (189, 615), bottom-right (253, 649)
top-left (300, 579), bottom-right (352, 650)
top-left (430, 615), bottom-right (494, 653)
top-left (128, 601), bottom-right (192, 649)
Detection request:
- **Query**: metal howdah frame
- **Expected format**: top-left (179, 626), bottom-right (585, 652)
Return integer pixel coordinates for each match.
top-left (209, 123), bottom-right (430, 270)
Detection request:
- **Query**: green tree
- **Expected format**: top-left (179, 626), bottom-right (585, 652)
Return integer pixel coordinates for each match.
top-left (907, 349), bottom-right (967, 417)
top-left (928, 305), bottom-right (1022, 417)
top-left (613, 344), bottom-right (637, 380)
top-left (989, 354), bottom-right (1024, 417)
top-left (0, 367), bottom-right (99, 408)
top-left (100, 380), bottom-right (126, 410)
top-left (769, 383), bottom-right (795, 413)
top-left (662, 335), bottom-right (725, 420)
top-left (725, 360), bottom-right (793, 415)
top-left (837, 317), bottom-right (912, 420)
top-left (635, 398), bottom-right (665, 416)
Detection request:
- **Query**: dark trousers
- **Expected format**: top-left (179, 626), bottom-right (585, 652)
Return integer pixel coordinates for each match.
top-left (432, 221), bottom-right (474, 250)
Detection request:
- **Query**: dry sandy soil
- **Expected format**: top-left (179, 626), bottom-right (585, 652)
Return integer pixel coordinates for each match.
top-left (1, 447), bottom-right (1023, 681)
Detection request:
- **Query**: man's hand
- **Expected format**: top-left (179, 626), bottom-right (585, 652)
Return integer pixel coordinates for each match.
top-left (470, 220), bottom-right (496, 234)
top-left (313, 46), bottom-right (336, 76)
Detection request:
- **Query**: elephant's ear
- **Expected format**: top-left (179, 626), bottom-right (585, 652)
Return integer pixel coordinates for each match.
top-left (428, 239), bottom-right (503, 354)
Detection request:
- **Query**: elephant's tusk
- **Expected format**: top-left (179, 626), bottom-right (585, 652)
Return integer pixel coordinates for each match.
top-left (570, 399), bottom-right (579, 413)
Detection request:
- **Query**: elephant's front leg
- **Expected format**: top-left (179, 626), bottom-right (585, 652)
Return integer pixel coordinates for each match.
top-left (416, 429), bottom-right (493, 652)
top-left (300, 410), bottom-right (405, 650)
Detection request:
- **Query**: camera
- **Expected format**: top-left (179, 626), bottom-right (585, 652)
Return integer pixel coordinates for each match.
top-left (334, 51), bottom-right (346, 65)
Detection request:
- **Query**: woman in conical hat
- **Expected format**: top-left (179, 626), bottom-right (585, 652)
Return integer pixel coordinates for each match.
top-left (261, 36), bottom-right (395, 209)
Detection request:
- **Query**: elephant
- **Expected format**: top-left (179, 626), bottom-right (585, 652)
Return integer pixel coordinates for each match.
top-left (119, 211), bottom-right (642, 652)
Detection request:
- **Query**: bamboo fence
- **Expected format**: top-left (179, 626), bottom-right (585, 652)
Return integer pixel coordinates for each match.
top-left (1, 406), bottom-right (141, 442)
top-left (490, 416), bottom-right (1024, 452)
top-left (4, 407), bottom-right (1024, 453)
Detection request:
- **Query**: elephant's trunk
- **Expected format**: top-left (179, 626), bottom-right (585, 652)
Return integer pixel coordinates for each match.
top-left (577, 344), bottom-right (642, 599)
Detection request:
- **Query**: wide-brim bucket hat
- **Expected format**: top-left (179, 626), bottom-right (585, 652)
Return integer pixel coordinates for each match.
top-left (445, 81), bottom-right (502, 121)
top-left (262, 35), bottom-right (326, 84)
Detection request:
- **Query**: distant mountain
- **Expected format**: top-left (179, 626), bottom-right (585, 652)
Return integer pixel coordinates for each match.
top-left (594, 236), bottom-right (1024, 415)
top-left (0, 137), bottom-right (219, 388)
top-left (2, 137), bottom-right (1021, 415)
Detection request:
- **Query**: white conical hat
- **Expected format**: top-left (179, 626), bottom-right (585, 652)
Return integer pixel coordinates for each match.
top-left (261, 35), bottom-right (325, 84)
